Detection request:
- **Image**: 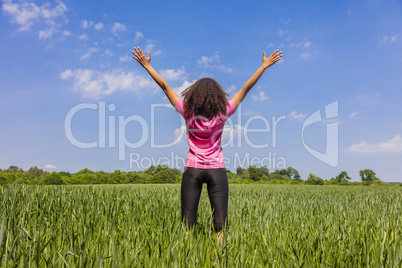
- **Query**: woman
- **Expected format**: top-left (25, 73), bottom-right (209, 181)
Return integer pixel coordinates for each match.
top-left (132, 46), bottom-right (282, 243)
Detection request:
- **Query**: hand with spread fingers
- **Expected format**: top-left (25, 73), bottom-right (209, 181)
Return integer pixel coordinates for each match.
top-left (131, 45), bottom-right (180, 106)
top-left (132, 46), bottom-right (151, 69)
top-left (231, 49), bottom-right (283, 107)
top-left (262, 49), bottom-right (283, 69)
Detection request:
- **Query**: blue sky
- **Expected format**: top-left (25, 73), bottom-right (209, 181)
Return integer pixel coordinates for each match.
top-left (1, 0), bottom-right (401, 182)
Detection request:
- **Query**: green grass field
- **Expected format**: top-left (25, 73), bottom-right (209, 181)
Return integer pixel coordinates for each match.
top-left (1, 184), bottom-right (401, 267)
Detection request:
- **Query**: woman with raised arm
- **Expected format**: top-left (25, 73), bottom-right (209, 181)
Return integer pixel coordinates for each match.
top-left (132, 47), bottom-right (282, 244)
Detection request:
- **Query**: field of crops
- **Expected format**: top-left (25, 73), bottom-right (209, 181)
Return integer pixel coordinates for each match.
top-left (1, 184), bottom-right (401, 267)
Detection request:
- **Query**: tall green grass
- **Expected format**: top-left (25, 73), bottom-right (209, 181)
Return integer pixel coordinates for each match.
top-left (0, 184), bottom-right (401, 267)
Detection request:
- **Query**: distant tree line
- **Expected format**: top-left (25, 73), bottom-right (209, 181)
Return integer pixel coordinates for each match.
top-left (0, 165), bottom-right (181, 185)
top-left (0, 165), bottom-right (394, 186)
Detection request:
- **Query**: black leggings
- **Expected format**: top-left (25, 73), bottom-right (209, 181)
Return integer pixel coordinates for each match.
top-left (181, 167), bottom-right (228, 232)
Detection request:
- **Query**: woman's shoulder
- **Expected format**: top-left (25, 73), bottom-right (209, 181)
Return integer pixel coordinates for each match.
top-left (226, 99), bottom-right (237, 117)
top-left (175, 99), bottom-right (187, 118)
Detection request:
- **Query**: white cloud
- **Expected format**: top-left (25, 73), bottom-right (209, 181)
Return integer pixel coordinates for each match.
top-left (94, 22), bottom-right (104, 30)
top-left (197, 54), bottom-right (232, 73)
top-left (2, 0), bottom-right (67, 35)
top-left (81, 19), bottom-right (93, 29)
top-left (226, 84), bottom-right (236, 93)
top-left (153, 50), bottom-right (162, 56)
top-left (45, 164), bottom-right (57, 169)
top-left (144, 43), bottom-right (161, 56)
top-left (144, 43), bottom-right (153, 50)
top-left (111, 22), bottom-right (127, 32)
top-left (104, 49), bottom-right (113, 56)
top-left (267, 42), bottom-right (274, 47)
top-left (348, 112), bottom-right (359, 119)
top-left (119, 55), bottom-right (130, 62)
top-left (222, 124), bottom-right (245, 140)
top-left (173, 80), bottom-right (194, 97)
top-left (197, 54), bottom-right (220, 67)
top-left (289, 40), bottom-right (312, 48)
top-left (38, 26), bottom-right (57, 39)
top-left (347, 135), bottom-right (402, 153)
top-left (134, 31), bottom-right (144, 42)
top-left (60, 68), bottom-right (156, 99)
top-left (289, 42), bottom-right (303, 47)
top-left (159, 67), bottom-right (186, 81)
top-left (80, 47), bottom-right (99, 60)
top-left (60, 69), bottom-right (72, 79)
top-left (300, 53), bottom-right (310, 60)
top-left (62, 30), bottom-right (71, 36)
top-left (79, 33), bottom-right (88, 40)
top-left (278, 29), bottom-right (289, 37)
top-left (289, 111), bottom-right (307, 120)
top-left (81, 20), bottom-right (103, 30)
top-left (217, 65), bottom-right (233, 73)
top-left (380, 35), bottom-right (398, 46)
top-left (251, 91), bottom-right (268, 101)
top-left (174, 125), bottom-right (186, 139)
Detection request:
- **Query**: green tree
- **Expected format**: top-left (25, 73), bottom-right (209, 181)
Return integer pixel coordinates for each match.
top-left (287, 167), bottom-right (301, 181)
top-left (2, 173), bottom-right (17, 183)
top-left (5, 165), bottom-right (21, 173)
top-left (93, 172), bottom-right (107, 184)
top-left (0, 173), bottom-right (6, 184)
top-left (275, 169), bottom-right (289, 176)
top-left (336, 171), bottom-right (351, 183)
top-left (305, 173), bottom-right (324, 185)
top-left (42, 172), bottom-right (63, 185)
top-left (150, 169), bottom-right (178, 183)
top-left (109, 170), bottom-right (125, 184)
top-left (59, 171), bottom-right (71, 177)
top-left (236, 166), bottom-right (244, 175)
top-left (327, 178), bottom-right (339, 185)
top-left (26, 166), bottom-right (45, 179)
top-left (145, 165), bottom-right (164, 175)
top-left (127, 172), bottom-right (143, 183)
top-left (247, 165), bottom-right (263, 181)
top-left (269, 173), bottom-right (290, 181)
top-left (272, 168), bottom-right (298, 180)
top-left (226, 168), bottom-right (235, 176)
top-left (76, 168), bottom-right (95, 175)
top-left (259, 166), bottom-right (269, 177)
top-left (359, 169), bottom-right (378, 182)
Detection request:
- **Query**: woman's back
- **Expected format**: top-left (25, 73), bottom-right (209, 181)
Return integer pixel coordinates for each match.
top-left (175, 99), bottom-right (237, 169)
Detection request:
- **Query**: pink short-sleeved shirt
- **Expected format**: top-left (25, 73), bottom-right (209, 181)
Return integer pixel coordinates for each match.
top-left (175, 99), bottom-right (237, 169)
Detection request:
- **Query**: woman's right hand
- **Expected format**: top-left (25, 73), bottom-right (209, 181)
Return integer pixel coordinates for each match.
top-left (132, 46), bottom-right (151, 69)
top-left (262, 49), bottom-right (283, 69)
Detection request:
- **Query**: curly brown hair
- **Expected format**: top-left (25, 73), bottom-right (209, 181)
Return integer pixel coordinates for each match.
top-left (181, 78), bottom-right (229, 118)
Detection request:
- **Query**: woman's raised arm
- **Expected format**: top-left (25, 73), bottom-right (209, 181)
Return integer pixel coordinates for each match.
top-left (132, 46), bottom-right (180, 106)
top-left (231, 49), bottom-right (282, 108)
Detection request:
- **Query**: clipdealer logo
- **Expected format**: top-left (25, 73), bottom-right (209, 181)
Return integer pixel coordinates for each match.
top-left (302, 101), bottom-right (339, 167)
top-left (64, 100), bottom-right (339, 168)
